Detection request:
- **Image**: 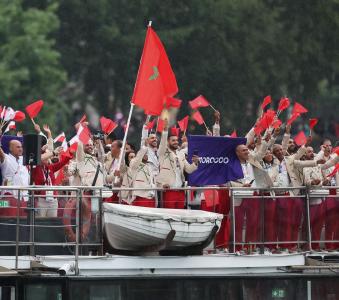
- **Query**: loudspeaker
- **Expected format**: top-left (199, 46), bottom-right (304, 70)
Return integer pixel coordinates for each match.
top-left (23, 134), bottom-right (42, 166)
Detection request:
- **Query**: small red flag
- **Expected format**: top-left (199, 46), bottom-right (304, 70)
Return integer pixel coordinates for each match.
top-left (334, 147), bottom-right (339, 156)
top-left (131, 26), bottom-right (178, 116)
top-left (145, 118), bottom-right (156, 130)
top-left (272, 119), bottom-right (282, 129)
top-left (156, 118), bottom-right (165, 133)
top-left (79, 114), bottom-right (87, 123)
top-left (278, 97), bottom-right (290, 112)
top-left (69, 136), bottom-right (79, 152)
top-left (192, 110), bottom-right (204, 125)
top-left (294, 131), bottom-right (307, 146)
top-left (25, 100), bottom-right (44, 119)
top-left (287, 113), bottom-right (301, 125)
top-left (177, 116), bottom-right (189, 132)
top-left (230, 130), bottom-right (237, 138)
top-left (100, 116), bottom-right (117, 134)
top-left (54, 132), bottom-right (66, 143)
top-left (327, 164), bottom-right (339, 178)
top-left (292, 102), bottom-right (308, 115)
top-left (77, 124), bottom-right (91, 145)
top-left (261, 95), bottom-right (272, 109)
top-left (189, 95), bottom-right (210, 110)
top-left (13, 111), bottom-right (26, 122)
top-left (170, 127), bottom-right (180, 136)
top-left (309, 118), bottom-right (318, 130)
top-left (165, 97), bottom-right (182, 109)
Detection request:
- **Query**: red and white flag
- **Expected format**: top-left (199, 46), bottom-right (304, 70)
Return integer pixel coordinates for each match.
top-left (77, 124), bottom-right (91, 145)
top-left (54, 132), bottom-right (66, 143)
top-left (69, 135), bottom-right (79, 152)
top-left (4, 121), bottom-right (16, 133)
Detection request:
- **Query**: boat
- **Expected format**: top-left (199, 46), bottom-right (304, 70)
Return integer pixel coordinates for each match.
top-left (103, 203), bottom-right (223, 253)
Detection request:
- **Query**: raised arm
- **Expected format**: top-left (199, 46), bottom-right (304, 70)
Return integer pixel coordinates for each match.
top-left (157, 120), bottom-right (168, 158)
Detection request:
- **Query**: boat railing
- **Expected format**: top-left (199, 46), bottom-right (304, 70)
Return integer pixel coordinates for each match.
top-left (0, 185), bottom-right (338, 274)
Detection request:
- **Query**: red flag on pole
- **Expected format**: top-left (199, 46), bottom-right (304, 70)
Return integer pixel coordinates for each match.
top-left (145, 118), bottom-right (156, 130)
top-left (230, 130), bottom-right (237, 138)
top-left (261, 95), bottom-right (272, 109)
top-left (272, 119), bottom-right (282, 129)
top-left (292, 102), bottom-right (308, 115)
top-left (165, 97), bottom-right (182, 109)
top-left (54, 132), bottom-right (66, 143)
top-left (189, 95), bottom-right (210, 110)
top-left (192, 111), bottom-right (204, 125)
top-left (177, 116), bottom-right (189, 132)
top-left (287, 113), bottom-right (301, 125)
top-left (77, 124), bottom-right (91, 145)
top-left (294, 131), bottom-right (307, 146)
top-left (100, 116), bottom-right (117, 134)
top-left (156, 118), bottom-right (165, 133)
top-left (131, 26), bottom-right (178, 116)
top-left (278, 97), bottom-right (290, 112)
top-left (13, 111), bottom-right (26, 122)
top-left (25, 100), bottom-right (44, 119)
top-left (170, 127), bottom-right (180, 136)
top-left (79, 114), bottom-right (87, 124)
top-left (309, 118), bottom-right (318, 130)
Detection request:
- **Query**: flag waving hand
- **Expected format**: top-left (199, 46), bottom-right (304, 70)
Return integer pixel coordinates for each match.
top-left (131, 26), bottom-right (178, 116)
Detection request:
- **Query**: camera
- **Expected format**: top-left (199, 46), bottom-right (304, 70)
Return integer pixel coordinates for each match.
top-left (93, 132), bottom-right (105, 140)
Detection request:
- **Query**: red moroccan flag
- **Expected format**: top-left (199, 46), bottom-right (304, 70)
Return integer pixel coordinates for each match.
top-left (165, 97), bottom-right (182, 108)
top-left (189, 95), bottom-right (210, 110)
top-left (292, 102), bottom-right (308, 115)
top-left (192, 110), bottom-right (204, 125)
top-left (177, 116), bottom-right (189, 132)
top-left (261, 95), bottom-right (271, 109)
top-left (230, 130), bottom-right (237, 138)
top-left (100, 116), bottom-right (117, 134)
top-left (272, 119), bottom-right (282, 129)
top-left (309, 118), bottom-right (318, 130)
top-left (170, 127), bottom-right (180, 136)
top-left (25, 100), bottom-right (44, 119)
top-left (13, 111), bottom-right (26, 122)
top-left (278, 97), bottom-right (290, 112)
top-left (131, 26), bottom-right (178, 116)
top-left (145, 118), bottom-right (156, 130)
top-left (77, 124), bottom-right (91, 145)
top-left (156, 118), bottom-right (165, 133)
top-left (287, 113), bottom-right (300, 125)
top-left (294, 131), bottom-right (307, 146)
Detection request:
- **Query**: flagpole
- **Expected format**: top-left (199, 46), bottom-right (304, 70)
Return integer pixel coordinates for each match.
top-left (209, 104), bottom-right (217, 112)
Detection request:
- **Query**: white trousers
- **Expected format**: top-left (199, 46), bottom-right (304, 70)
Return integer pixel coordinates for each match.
top-left (36, 197), bottom-right (58, 217)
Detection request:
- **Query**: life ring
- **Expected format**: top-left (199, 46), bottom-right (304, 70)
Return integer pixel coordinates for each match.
top-left (63, 197), bottom-right (91, 242)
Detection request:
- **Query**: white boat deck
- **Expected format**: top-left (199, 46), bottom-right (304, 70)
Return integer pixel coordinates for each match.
top-left (0, 253), bottom-right (305, 277)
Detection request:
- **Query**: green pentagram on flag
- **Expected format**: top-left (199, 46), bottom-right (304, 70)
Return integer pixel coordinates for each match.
top-left (149, 66), bottom-right (159, 80)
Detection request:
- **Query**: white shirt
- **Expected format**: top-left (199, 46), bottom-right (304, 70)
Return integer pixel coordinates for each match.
top-left (146, 147), bottom-right (159, 177)
top-left (0, 153), bottom-right (29, 200)
top-left (276, 159), bottom-right (290, 187)
top-left (241, 162), bottom-right (256, 187)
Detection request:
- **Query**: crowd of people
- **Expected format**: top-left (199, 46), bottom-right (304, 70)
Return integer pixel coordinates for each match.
top-left (0, 109), bottom-right (338, 254)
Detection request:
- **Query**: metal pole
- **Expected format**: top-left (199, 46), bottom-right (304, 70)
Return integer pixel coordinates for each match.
top-left (15, 189), bottom-right (21, 269)
top-left (305, 188), bottom-right (312, 251)
top-left (75, 189), bottom-right (80, 275)
top-left (99, 188), bottom-right (103, 255)
top-left (231, 190), bottom-right (236, 253)
top-left (260, 192), bottom-right (265, 254)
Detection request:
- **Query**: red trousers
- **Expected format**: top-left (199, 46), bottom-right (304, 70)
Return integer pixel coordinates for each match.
top-left (325, 189), bottom-right (338, 250)
top-left (215, 190), bottom-right (230, 248)
top-left (243, 195), bottom-right (261, 246)
top-left (0, 193), bottom-right (27, 217)
top-left (310, 202), bottom-right (325, 249)
top-left (163, 191), bottom-right (185, 209)
top-left (264, 198), bottom-right (277, 249)
top-left (103, 193), bottom-right (119, 204)
top-left (276, 196), bottom-right (303, 249)
top-left (133, 196), bottom-right (156, 208)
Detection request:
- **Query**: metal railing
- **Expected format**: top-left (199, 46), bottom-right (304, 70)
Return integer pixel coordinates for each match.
top-left (0, 185), bottom-right (338, 274)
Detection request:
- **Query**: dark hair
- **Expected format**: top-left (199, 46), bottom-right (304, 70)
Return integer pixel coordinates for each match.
top-left (125, 151), bottom-right (135, 166)
top-left (106, 132), bottom-right (117, 142)
top-left (126, 142), bottom-right (136, 152)
top-left (115, 140), bottom-right (123, 149)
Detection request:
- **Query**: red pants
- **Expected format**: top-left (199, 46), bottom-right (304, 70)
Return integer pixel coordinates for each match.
top-left (133, 197), bottom-right (156, 208)
top-left (103, 193), bottom-right (119, 204)
top-left (325, 190), bottom-right (338, 250)
top-left (310, 202), bottom-right (325, 249)
top-left (234, 202), bottom-right (246, 251)
top-left (215, 190), bottom-right (230, 248)
top-left (264, 198), bottom-right (276, 249)
top-left (277, 196), bottom-right (303, 249)
top-left (243, 195), bottom-right (260, 246)
top-left (163, 191), bottom-right (185, 209)
top-left (0, 193), bottom-right (27, 217)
